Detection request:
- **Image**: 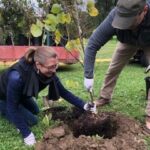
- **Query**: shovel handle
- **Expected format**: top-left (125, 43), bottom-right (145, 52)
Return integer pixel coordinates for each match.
top-left (89, 91), bottom-right (94, 104)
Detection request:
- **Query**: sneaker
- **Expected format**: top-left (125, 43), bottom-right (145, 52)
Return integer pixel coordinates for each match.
top-left (94, 97), bottom-right (110, 107)
top-left (17, 128), bottom-right (20, 133)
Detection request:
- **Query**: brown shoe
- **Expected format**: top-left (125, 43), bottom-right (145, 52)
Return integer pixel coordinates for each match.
top-left (94, 97), bottom-right (110, 107)
top-left (146, 116), bottom-right (150, 122)
top-left (142, 116), bottom-right (150, 135)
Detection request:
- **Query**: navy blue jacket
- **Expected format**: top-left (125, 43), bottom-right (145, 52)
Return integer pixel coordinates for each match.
top-left (84, 3), bottom-right (150, 78)
top-left (1, 59), bottom-right (85, 138)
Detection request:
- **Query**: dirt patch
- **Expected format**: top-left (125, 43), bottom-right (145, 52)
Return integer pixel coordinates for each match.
top-left (36, 107), bottom-right (147, 150)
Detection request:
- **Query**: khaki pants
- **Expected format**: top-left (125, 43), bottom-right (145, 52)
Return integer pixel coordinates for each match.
top-left (145, 87), bottom-right (150, 116)
top-left (146, 91), bottom-right (150, 116)
top-left (100, 42), bottom-right (150, 101)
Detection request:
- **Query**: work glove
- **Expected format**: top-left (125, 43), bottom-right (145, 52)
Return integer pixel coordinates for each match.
top-left (24, 132), bottom-right (36, 146)
top-left (145, 65), bottom-right (150, 73)
top-left (83, 102), bottom-right (97, 114)
top-left (84, 77), bottom-right (94, 92)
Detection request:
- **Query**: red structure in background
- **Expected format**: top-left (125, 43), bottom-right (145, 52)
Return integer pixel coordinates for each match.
top-left (0, 46), bottom-right (80, 64)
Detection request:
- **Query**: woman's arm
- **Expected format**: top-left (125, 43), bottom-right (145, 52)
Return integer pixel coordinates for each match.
top-left (55, 76), bottom-right (85, 109)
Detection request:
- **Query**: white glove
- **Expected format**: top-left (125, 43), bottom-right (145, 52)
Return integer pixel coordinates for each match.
top-left (84, 77), bottom-right (94, 91)
top-left (145, 65), bottom-right (150, 73)
top-left (24, 132), bottom-right (36, 146)
top-left (83, 102), bottom-right (97, 114)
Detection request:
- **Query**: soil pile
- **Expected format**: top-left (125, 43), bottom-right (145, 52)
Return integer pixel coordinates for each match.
top-left (35, 107), bottom-right (147, 150)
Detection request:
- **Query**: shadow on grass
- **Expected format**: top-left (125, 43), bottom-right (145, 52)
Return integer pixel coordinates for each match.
top-left (57, 64), bottom-right (81, 72)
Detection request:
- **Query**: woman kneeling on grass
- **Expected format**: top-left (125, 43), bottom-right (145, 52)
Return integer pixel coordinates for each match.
top-left (0, 47), bottom-right (96, 146)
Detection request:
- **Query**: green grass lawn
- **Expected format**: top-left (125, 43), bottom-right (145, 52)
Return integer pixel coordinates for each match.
top-left (0, 39), bottom-right (150, 149)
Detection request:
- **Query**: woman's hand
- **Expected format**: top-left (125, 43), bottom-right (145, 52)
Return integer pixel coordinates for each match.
top-left (83, 102), bottom-right (97, 114)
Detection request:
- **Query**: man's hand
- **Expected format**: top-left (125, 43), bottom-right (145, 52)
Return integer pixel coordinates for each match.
top-left (84, 77), bottom-right (94, 91)
top-left (24, 132), bottom-right (36, 146)
top-left (83, 102), bottom-right (97, 114)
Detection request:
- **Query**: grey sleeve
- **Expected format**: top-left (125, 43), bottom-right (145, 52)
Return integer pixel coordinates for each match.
top-left (84, 8), bottom-right (116, 78)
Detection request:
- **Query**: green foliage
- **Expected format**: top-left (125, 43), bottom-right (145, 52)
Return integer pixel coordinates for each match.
top-left (65, 80), bottom-right (79, 89)
top-left (57, 12), bottom-right (66, 24)
top-left (44, 14), bottom-right (58, 25)
top-left (30, 0), bottom-right (99, 47)
top-left (95, 0), bottom-right (117, 24)
top-left (87, 0), bottom-right (99, 16)
top-left (87, 0), bottom-right (95, 8)
top-left (30, 23), bottom-right (43, 37)
top-left (64, 13), bottom-right (72, 24)
top-left (65, 38), bottom-right (87, 52)
top-left (88, 7), bottom-right (99, 17)
top-left (0, 0), bottom-right (36, 44)
top-left (54, 29), bottom-right (61, 44)
top-left (51, 4), bottom-right (62, 14)
top-left (30, 2), bottom-right (73, 45)
top-left (42, 114), bottom-right (50, 126)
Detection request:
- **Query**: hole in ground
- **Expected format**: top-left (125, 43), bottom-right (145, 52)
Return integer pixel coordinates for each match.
top-left (44, 106), bottom-right (84, 122)
top-left (44, 107), bottom-right (118, 139)
top-left (71, 114), bottom-right (118, 139)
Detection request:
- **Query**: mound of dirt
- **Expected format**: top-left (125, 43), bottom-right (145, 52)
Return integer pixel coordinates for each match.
top-left (36, 107), bottom-right (147, 150)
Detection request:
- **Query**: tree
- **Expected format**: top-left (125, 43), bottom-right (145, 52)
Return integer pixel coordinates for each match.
top-left (0, 0), bottom-right (36, 45)
top-left (95, 0), bottom-right (117, 24)
top-left (30, 0), bottom-right (99, 54)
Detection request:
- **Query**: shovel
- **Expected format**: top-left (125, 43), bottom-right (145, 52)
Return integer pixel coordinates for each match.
top-left (145, 65), bottom-right (150, 73)
top-left (88, 89), bottom-right (97, 114)
top-left (89, 89), bottom-right (94, 105)
top-left (145, 65), bottom-right (150, 100)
